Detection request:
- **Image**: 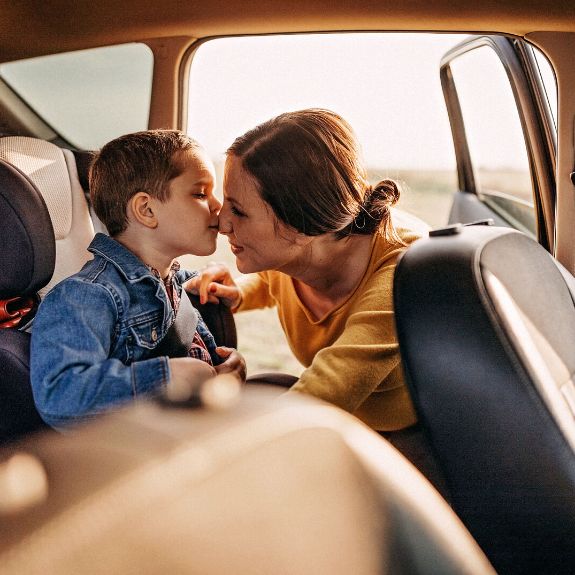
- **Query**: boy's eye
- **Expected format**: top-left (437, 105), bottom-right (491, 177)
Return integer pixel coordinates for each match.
top-left (230, 206), bottom-right (245, 217)
top-left (193, 193), bottom-right (207, 199)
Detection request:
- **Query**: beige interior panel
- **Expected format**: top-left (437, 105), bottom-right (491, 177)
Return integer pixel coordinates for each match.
top-left (1, 1), bottom-right (575, 63)
top-left (528, 32), bottom-right (575, 272)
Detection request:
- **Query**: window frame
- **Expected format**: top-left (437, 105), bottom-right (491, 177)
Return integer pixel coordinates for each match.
top-left (440, 35), bottom-right (556, 251)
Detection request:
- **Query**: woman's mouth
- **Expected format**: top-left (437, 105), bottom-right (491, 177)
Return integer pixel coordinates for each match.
top-left (229, 242), bottom-right (244, 255)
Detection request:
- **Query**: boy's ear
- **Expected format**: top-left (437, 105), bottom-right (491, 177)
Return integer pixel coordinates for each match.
top-left (129, 192), bottom-right (158, 229)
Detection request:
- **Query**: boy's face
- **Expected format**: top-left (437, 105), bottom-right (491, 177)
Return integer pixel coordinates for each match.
top-left (153, 148), bottom-right (220, 258)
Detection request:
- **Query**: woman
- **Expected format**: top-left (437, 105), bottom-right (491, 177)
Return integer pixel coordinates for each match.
top-left (191, 109), bottom-right (420, 433)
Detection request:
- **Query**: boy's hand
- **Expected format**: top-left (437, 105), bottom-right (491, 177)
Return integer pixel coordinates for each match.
top-left (166, 357), bottom-right (242, 408)
top-left (214, 346), bottom-right (247, 382)
top-left (184, 262), bottom-right (241, 308)
top-left (168, 357), bottom-right (216, 389)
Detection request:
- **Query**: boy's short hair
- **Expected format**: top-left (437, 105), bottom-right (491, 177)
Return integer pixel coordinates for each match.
top-left (89, 129), bottom-right (202, 236)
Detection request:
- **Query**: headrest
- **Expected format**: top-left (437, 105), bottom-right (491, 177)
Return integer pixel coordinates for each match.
top-left (0, 137), bottom-right (73, 240)
top-left (0, 159), bottom-right (55, 299)
top-left (0, 137), bottom-right (94, 297)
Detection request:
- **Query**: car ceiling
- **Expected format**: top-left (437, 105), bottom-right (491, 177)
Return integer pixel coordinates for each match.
top-left (2, 0), bottom-right (575, 62)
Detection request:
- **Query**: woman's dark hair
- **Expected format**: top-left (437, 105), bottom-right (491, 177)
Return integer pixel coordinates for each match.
top-left (227, 108), bottom-right (404, 244)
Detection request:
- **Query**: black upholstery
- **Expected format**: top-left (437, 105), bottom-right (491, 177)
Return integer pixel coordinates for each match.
top-left (187, 293), bottom-right (238, 349)
top-left (394, 225), bottom-right (575, 575)
top-left (71, 149), bottom-right (95, 195)
top-left (0, 330), bottom-right (46, 440)
top-left (0, 160), bottom-right (55, 298)
top-left (245, 372), bottom-right (298, 387)
top-left (0, 159), bottom-right (55, 441)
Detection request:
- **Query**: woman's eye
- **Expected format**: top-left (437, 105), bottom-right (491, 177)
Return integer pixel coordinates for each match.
top-left (230, 206), bottom-right (245, 217)
top-left (193, 193), bottom-right (207, 199)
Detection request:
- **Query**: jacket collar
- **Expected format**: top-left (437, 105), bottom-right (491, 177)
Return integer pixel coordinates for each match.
top-left (88, 233), bottom-right (159, 283)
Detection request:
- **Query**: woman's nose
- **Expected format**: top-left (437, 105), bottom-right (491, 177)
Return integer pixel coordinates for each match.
top-left (218, 205), bottom-right (233, 235)
top-left (218, 219), bottom-right (232, 235)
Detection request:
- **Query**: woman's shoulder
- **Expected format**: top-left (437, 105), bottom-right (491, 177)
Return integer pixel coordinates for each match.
top-left (373, 223), bottom-right (423, 265)
top-left (396, 226), bottom-right (423, 246)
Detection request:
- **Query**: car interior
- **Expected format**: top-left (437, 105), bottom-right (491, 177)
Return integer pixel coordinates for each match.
top-left (0, 1), bottom-right (574, 573)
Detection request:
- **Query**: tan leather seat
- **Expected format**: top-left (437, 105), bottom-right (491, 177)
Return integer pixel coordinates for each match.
top-left (0, 387), bottom-right (495, 575)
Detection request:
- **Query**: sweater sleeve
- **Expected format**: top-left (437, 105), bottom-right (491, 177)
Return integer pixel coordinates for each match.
top-left (30, 279), bottom-right (169, 429)
top-left (289, 264), bottom-right (402, 413)
top-left (235, 272), bottom-right (275, 312)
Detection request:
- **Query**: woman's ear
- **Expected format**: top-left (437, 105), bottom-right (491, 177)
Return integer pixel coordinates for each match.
top-left (129, 192), bottom-right (158, 229)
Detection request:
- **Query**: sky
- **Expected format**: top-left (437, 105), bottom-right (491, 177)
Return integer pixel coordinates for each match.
top-left (187, 33), bottom-right (465, 171)
top-left (187, 32), bottom-right (557, 173)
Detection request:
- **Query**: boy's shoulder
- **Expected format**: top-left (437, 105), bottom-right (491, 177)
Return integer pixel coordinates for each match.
top-left (83, 233), bottom-right (158, 288)
top-left (73, 250), bottom-right (125, 287)
top-left (44, 256), bottom-right (123, 302)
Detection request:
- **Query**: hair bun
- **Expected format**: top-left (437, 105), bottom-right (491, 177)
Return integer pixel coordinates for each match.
top-left (350, 179), bottom-right (400, 233)
top-left (368, 179), bottom-right (400, 210)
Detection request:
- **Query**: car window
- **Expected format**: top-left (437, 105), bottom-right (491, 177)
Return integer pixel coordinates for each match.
top-left (0, 43), bottom-right (153, 150)
top-left (449, 46), bottom-right (535, 235)
top-left (184, 32), bottom-right (465, 373)
top-left (186, 33), bottom-right (465, 229)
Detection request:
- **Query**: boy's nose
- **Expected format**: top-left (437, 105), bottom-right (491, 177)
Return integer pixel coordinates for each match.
top-left (210, 196), bottom-right (222, 213)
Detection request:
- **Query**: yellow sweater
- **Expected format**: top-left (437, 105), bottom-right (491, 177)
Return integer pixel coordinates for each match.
top-left (236, 228), bottom-right (420, 432)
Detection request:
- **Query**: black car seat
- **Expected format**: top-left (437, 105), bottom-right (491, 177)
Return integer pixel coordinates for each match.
top-left (0, 136), bottom-right (96, 442)
top-left (394, 224), bottom-right (575, 575)
top-left (0, 159), bottom-right (52, 439)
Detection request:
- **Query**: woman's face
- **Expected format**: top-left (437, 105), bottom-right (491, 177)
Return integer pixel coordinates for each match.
top-left (219, 155), bottom-right (306, 274)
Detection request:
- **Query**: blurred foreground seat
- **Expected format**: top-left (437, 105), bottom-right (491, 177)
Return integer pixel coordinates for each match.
top-left (0, 386), bottom-right (494, 575)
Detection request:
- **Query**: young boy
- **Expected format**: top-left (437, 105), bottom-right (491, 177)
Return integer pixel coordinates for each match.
top-left (31, 130), bottom-right (245, 429)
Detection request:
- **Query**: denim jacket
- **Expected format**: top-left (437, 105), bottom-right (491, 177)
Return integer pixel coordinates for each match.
top-left (30, 233), bottom-right (218, 429)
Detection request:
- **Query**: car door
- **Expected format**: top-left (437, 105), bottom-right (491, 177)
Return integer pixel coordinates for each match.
top-left (441, 35), bottom-right (556, 252)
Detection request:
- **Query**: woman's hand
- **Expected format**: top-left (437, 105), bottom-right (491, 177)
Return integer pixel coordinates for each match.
top-left (214, 346), bottom-right (247, 382)
top-left (184, 262), bottom-right (242, 307)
